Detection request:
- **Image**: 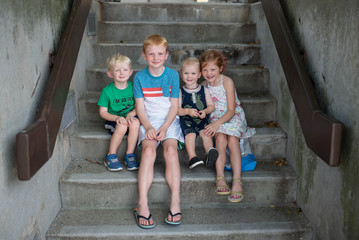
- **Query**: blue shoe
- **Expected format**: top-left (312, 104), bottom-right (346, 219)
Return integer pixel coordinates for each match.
top-left (125, 153), bottom-right (139, 171)
top-left (104, 154), bottom-right (123, 171)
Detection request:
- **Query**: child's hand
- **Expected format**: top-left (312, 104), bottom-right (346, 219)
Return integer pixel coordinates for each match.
top-left (116, 116), bottom-right (128, 126)
top-left (155, 127), bottom-right (167, 141)
top-left (145, 126), bottom-right (157, 140)
top-left (126, 115), bottom-right (136, 124)
top-left (198, 110), bottom-right (206, 119)
top-left (127, 116), bottom-right (139, 126)
top-left (204, 122), bottom-right (220, 137)
top-left (188, 109), bottom-right (200, 118)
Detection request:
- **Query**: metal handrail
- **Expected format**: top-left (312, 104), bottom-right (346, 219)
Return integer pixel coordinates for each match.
top-left (16, 0), bottom-right (92, 180)
top-left (260, 0), bottom-right (343, 166)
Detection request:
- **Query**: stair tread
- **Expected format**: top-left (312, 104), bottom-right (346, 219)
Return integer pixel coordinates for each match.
top-left (88, 64), bottom-right (267, 72)
top-left (72, 124), bottom-right (284, 139)
top-left (101, 21), bottom-right (253, 25)
top-left (95, 42), bottom-right (260, 47)
top-left (47, 204), bottom-right (310, 238)
top-left (81, 91), bottom-right (275, 103)
top-left (104, 2), bottom-right (249, 6)
top-left (61, 157), bottom-right (296, 183)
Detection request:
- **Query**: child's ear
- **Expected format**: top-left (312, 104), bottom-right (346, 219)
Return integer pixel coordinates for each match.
top-left (107, 70), bottom-right (113, 79)
top-left (141, 51), bottom-right (146, 60)
top-left (129, 69), bottom-right (134, 76)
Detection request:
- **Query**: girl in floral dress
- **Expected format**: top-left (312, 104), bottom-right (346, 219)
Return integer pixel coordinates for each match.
top-left (200, 50), bottom-right (255, 203)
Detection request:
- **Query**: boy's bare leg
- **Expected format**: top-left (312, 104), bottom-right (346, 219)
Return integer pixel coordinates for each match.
top-left (228, 136), bottom-right (242, 193)
top-left (108, 124), bottom-right (127, 154)
top-left (215, 133), bottom-right (228, 189)
top-left (137, 139), bottom-right (157, 226)
top-left (185, 133), bottom-right (196, 159)
top-left (163, 139), bottom-right (181, 222)
top-left (126, 119), bottom-right (140, 154)
top-left (199, 130), bottom-right (213, 153)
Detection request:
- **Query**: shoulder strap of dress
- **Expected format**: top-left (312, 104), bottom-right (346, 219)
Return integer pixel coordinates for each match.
top-left (220, 74), bottom-right (223, 84)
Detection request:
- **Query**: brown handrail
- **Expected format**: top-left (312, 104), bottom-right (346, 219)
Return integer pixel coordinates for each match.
top-left (260, 0), bottom-right (343, 166)
top-left (16, 0), bottom-right (92, 180)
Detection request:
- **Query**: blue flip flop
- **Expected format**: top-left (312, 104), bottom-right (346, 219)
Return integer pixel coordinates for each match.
top-left (164, 210), bottom-right (182, 225)
top-left (134, 208), bottom-right (156, 229)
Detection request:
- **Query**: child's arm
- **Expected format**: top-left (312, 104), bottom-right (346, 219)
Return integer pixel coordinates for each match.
top-left (198, 87), bottom-right (215, 119)
top-left (135, 98), bottom-right (157, 140)
top-left (99, 106), bottom-right (128, 126)
top-left (125, 107), bottom-right (137, 122)
top-left (204, 76), bottom-right (236, 136)
top-left (157, 97), bottom-right (179, 141)
top-left (178, 91), bottom-right (200, 117)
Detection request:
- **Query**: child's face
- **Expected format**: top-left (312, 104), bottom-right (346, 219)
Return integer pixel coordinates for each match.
top-left (201, 61), bottom-right (222, 83)
top-left (181, 64), bottom-right (201, 88)
top-left (107, 61), bottom-right (133, 84)
top-left (142, 44), bottom-right (169, 69)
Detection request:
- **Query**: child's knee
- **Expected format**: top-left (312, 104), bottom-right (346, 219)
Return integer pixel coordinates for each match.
top-left (142, 145), bottom-right (156, 158)
top-left (227, 136), bottom-right (240, 148)
top-left (130, 119), bottom-right (140, 130)
top-left (163, 141), bottom-right (178, 155)
top-left (185, 133), bottom-right (196, 140)
top-left (114, 124), bottom-right (128, 135)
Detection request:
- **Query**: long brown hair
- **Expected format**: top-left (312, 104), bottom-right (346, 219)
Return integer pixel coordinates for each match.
top-left (199, 49), bottom-right (227, 73)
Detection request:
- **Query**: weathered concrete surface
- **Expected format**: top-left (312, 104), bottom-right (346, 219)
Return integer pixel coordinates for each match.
top-left (251, 1), bottom-right (359, 239)
top-left (0, 0), bottom-right (99, 239)
top-left (47, 204), bottom-right (311, 240)
top-left (59, 159), bottom-right (297, 208)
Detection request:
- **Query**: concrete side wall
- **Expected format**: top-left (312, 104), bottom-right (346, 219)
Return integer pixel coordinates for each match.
top-left (251, 1), bottom-right (359, 240)
top-left (0, 0), bottom-right (97, 239)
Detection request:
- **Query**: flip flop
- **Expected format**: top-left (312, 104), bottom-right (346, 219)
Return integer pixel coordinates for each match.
top-left (164, 210), bottom-right (182, 225)
top-left (134, 208), bottom-right (156, 229)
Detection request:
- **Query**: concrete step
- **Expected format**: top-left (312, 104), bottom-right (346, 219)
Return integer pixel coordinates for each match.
top-left (59, 158), bottom-right (297, 209)
top-left (87, 65), bottom-right (269, 94)
top-left (69, 124), bottom-right (286, 161)
top-left (98, 21), bottom-right (256, 43)
top-left (47, 204), bottom-right (311, 240)
top-left (78, 92), bottom-right (276, 126)
top-left (93, 43), bottom-right (261, 66)
top-left (102, 2), bottom-right (250, 23)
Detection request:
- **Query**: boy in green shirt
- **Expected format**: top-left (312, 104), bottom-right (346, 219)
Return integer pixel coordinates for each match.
top-left (97, 54), bottom-right (140, 171)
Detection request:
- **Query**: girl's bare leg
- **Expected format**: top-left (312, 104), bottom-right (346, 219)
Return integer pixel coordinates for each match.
top-left (228, 135), bottom-right (242, 193)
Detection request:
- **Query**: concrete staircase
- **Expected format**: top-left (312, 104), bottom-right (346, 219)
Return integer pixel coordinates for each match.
top-left (47, 2), bottom-right (312, 239)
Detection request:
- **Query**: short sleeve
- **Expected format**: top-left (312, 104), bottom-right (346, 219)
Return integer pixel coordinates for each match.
top-left (97, 89), bottom-right (109, 108)
top-left (170, 70), bottom-right (180, 98)
top-left (133, 73), bottom-right (144, 98)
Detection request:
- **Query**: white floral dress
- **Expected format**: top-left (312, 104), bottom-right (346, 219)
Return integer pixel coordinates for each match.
top-left (207, 75), bottom-right (256, 138)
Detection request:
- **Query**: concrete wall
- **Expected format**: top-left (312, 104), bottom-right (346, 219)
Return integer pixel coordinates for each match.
top-left (0, 0), bottom-right (97, 239)
top-left (251, 1), bottom-right (359, 239)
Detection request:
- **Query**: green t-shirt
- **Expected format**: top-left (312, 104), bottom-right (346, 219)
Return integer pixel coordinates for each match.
top-left (97, 81), bottom-right (135, 117)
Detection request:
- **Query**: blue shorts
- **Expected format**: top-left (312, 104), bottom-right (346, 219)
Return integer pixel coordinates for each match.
top-left (105, 120), bottom-right (128, 135)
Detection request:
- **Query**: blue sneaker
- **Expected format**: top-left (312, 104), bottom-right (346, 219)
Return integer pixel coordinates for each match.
top-left (104, 154), bottom-right (123, 171)
top-left (124, 153), bottom-right (139, 171)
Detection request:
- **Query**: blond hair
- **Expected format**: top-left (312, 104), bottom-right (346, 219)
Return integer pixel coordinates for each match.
top-left (106, 54), bottom-right (132, 70)
top-left (142, 34), bottom-right (168, 53)
top-left (181, 57), bottom-right (200, 71)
